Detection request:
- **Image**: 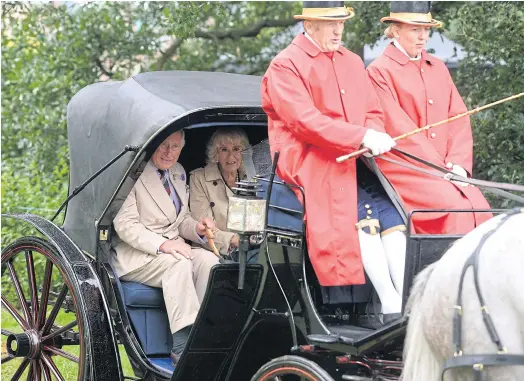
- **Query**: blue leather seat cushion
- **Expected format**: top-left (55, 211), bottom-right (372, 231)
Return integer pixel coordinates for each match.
top-left (258, 175), bottom-right (304, 233)
top-left (121, 281), bottom-right (165, 308)
top-left (120, 281), bottom-right (172, 355)
top-left (128, 309), bottom-right (172, 355)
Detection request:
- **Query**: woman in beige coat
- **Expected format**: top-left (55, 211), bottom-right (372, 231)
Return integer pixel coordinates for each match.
top-left (189, 128), bottom-right (250, 255)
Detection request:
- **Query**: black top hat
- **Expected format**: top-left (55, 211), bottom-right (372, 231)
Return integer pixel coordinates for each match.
top-left (381, 1), bottom-right (442, 27)
top-left (294, 1), bottom-right (355, 21)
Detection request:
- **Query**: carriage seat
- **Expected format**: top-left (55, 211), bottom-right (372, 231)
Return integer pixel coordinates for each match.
top-left (257, 175), bottom-right (304, 233)
top-left (120, 281), bottom-right (173, 355)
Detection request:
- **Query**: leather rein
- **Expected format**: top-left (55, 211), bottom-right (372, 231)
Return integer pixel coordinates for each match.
top-left (376, 148), bottom-right (524, 204)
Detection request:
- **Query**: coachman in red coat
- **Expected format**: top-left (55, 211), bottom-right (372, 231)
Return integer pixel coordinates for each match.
top-left (261, 2), bottom-right (406, 317)
top-left (367, 1), bottom-right (492, 235)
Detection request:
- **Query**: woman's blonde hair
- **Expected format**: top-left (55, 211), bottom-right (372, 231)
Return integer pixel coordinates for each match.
top-left (384, 23), bottom-right (399, 39)
top-left (206, 127), bottom-right (250, 164)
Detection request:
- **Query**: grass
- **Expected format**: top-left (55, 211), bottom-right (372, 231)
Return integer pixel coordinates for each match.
top-left (1, 309), bottom-right (134, 380)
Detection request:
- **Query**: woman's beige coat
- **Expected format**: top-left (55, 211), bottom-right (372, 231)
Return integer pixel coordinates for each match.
top-left (189, 163), bottom-right (245, 254)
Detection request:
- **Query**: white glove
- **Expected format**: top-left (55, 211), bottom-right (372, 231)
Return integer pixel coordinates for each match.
top-left (361, 129), bottom-right (396, 156)
top-left (446, 163), bottom-right (469, 187)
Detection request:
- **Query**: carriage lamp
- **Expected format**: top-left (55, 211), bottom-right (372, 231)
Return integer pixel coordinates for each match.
top-left (227, 180), bottom-right (266, 289)
top-left (226, 180), bottom-right (266, 234)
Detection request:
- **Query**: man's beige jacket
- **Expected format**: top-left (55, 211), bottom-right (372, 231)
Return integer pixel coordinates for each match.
top-left (112, 161), bottom-right (201, 277)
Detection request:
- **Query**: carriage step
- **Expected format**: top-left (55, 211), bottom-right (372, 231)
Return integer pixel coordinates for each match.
top-left (307, 325), bottom-right (371, 345)
top-left (307, 318), bottom-right (407, 353)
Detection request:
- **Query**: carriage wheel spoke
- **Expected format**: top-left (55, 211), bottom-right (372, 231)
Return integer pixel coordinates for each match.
top-left (7, 261), bottom-right (32, 325)
top-left (25, 251), bottom-right (39, 326)
top-left (43, 345), bottom-right (79, 363)
top-left (42, 320), bottom-right (77, 342)
top-left (37, 260), bottom-right (53, 330)
top-left (1, 354), bottom-right (15, 364)
top-left (31, 359), bottom-right (42, 381)
top-left (3, 241), bottom-right (83, 381)
top-left (41, 353), bottom-right (66, 381)
top-left (26, 362), bottom-right (33, 381)
top-left (11, 358), bottom-right (30, 381)
top-left (41, 284), bottom-right (68, 335)
top-left (40, 359), bottom-right (52, 381)
top-left (2, 295), bottom-right (30, 330)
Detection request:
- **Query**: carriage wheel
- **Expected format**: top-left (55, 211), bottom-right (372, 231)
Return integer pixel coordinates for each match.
top-left (251, 355), bottom-right (336, 381)
top-left (1, 236), bottom-right (86, 381)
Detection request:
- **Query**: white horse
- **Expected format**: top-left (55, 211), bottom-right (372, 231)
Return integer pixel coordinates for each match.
top-left (402, 209), bottom-right (524, 381)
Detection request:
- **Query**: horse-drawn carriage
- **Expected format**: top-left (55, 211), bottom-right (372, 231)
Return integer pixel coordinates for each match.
top-left (1, 71), bottom-right (520, 381)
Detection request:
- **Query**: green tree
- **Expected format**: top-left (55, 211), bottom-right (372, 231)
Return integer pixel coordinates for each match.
top-left (1, 0), bottom-right (522, 241)
top-left (1, 0), bottom-right (385, 236)
top-left (444, 2), bottom-right (524, 206)
top-left (1, 1), bottom-right (300, 241)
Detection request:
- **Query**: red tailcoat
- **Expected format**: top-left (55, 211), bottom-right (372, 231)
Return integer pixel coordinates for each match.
top-left (367, 44), bottom-right (492, 234)
top-left (261, 34), bottom-right (385, 286)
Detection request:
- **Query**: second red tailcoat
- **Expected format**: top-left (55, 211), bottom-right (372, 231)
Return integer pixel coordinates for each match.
top-left (367, 44), bottom-right (492, 234)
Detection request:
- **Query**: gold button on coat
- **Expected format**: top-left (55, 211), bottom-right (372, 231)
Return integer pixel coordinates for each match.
top-left (428, 99), bottom-right (434, 105)
top-left (340, 89), bottom-right (345, 95)
top-left (431, 132), bottom-right (436, 138)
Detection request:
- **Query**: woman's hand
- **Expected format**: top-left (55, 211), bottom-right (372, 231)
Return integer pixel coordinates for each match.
top-left (230, 234), bottom-right (240, 249)
top-left (196, 218), bottom-right (216, 237)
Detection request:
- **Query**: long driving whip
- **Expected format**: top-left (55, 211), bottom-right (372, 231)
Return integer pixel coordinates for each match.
top-left (336, 92), bottom-right (524, 163)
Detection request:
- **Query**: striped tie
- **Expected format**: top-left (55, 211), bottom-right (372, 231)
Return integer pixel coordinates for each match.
top-left (158, 170), bottom-right (171, 196)
top-left (158, 169), bottom-right (182, 215)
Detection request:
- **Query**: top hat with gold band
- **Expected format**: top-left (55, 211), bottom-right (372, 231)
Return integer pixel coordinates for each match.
top-left (294, 1), bottom-right (355, 21)
top-left (380, 1), bottom-right (442, 28)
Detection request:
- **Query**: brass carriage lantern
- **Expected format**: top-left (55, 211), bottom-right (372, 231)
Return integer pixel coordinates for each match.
top-left (226, 180), bottom-right (266, 289)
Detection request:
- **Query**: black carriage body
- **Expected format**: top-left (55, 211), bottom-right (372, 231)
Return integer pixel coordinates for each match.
top-left (2, 70), bottom-right (479, 381)
top-left (62, 71), bottom-right (289, 380)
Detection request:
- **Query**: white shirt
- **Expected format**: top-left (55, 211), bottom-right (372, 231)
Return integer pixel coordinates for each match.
top-left (304, 32), bottom-right (322, 51)
top-left (393, 39), bottom-right (421, 61)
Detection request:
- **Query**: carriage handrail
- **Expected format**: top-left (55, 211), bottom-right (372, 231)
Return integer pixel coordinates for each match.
top-left (264, 151), bottom-right (280, 232)
top-left (51, 145), bottom-right (140, 222)
top-left (262, 150), bottom-right (299, 349)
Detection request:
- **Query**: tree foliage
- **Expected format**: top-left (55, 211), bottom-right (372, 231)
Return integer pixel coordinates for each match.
top-left (1, 1), bottom-right (522, 246)
top-left (444, 2), bottom-right (524, 206)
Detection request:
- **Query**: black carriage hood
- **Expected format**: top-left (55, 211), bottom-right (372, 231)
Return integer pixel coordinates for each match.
top-left (63, 71), bottom-right (262, 254)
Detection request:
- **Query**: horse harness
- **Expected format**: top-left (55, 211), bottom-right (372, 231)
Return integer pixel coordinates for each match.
top-left (440, 207), bottom-right (524, 381)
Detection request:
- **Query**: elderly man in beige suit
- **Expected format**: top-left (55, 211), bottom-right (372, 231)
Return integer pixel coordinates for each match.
top-left (112, 129), bottom-right (219, 365)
